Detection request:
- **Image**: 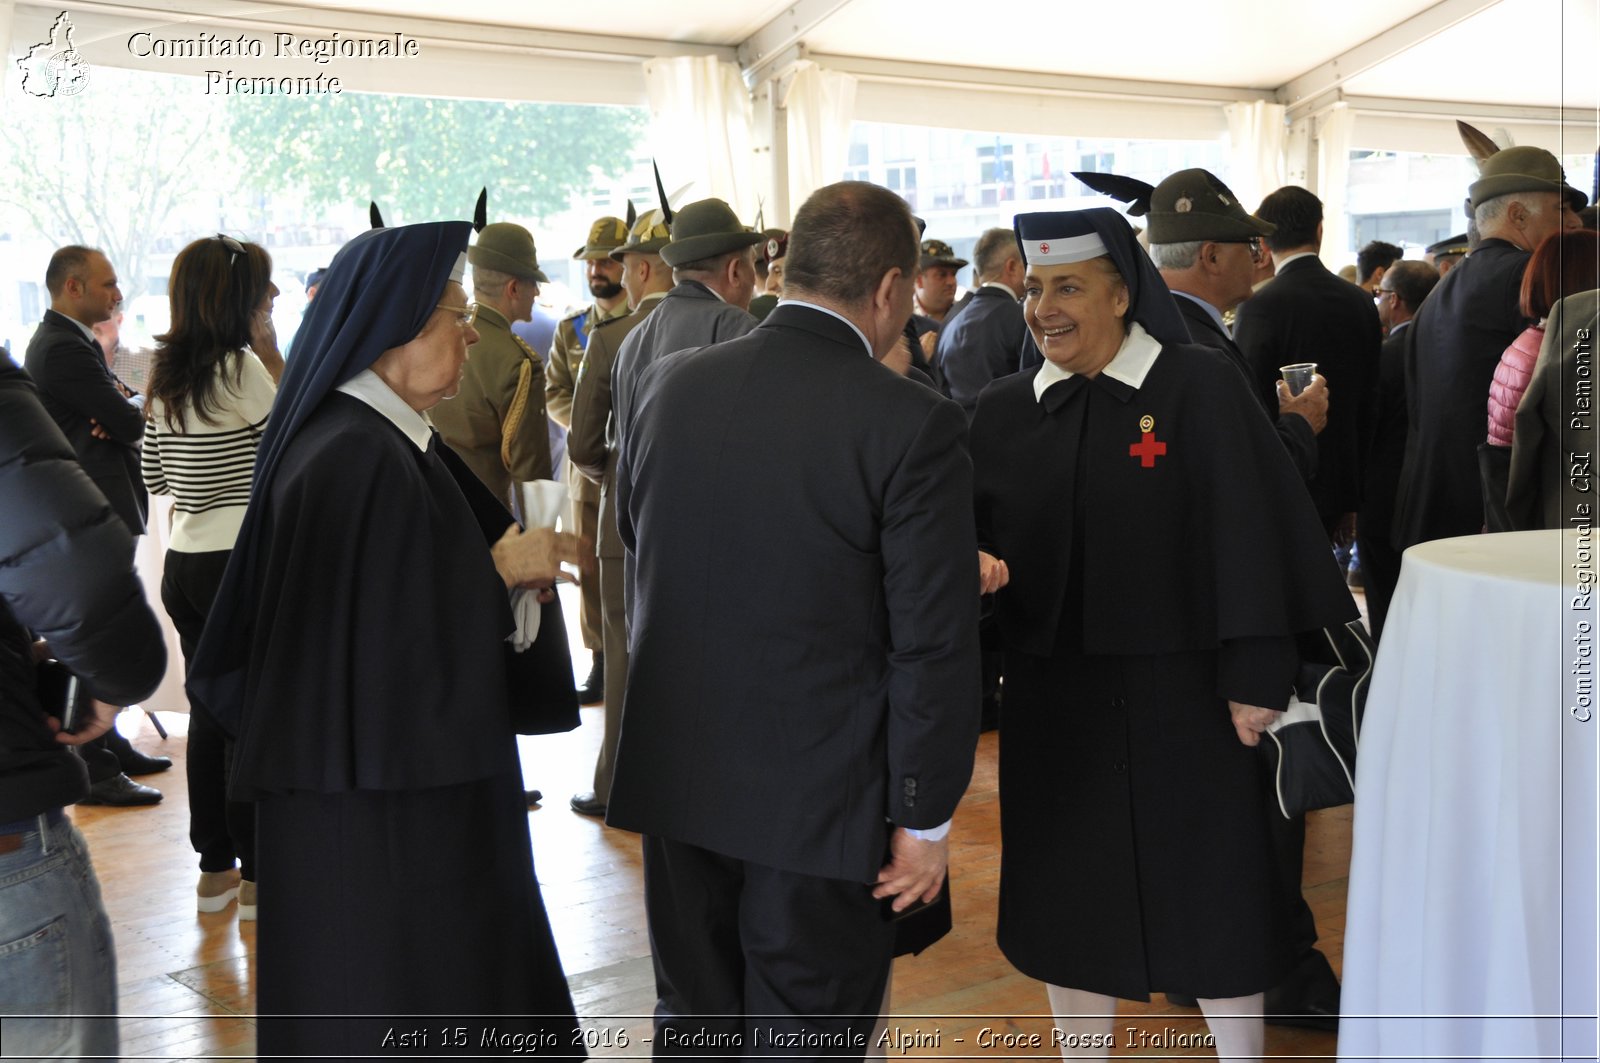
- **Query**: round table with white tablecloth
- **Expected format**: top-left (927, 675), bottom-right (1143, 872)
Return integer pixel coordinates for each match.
top-left (1340, 529), bottom-right (1597, 1061)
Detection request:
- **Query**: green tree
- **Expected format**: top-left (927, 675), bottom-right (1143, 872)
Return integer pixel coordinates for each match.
top-left (227, 92), bottom-right (645, 224)
top-left (0, 67), bottom-right (230, 301)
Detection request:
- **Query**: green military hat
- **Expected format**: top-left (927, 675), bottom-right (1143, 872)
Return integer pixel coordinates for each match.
top-left (660, 198), bottom-right (764, 267)
top-left (468, 222), bottom-right (549, 282)
top-left (609, 209), bottom-right (672, 261)
top-left (919, 239), bottom-right (968, 270)
top-left (1469, 145), bottom-right (1587, 211)
top-left (573, 216), bottom-right (630, 260)
top-left (1145, 169), bottom-right (1275, 244)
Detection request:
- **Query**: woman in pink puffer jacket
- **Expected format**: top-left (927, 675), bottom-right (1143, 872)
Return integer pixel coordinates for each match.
top-left (1487, 229), bottom-right (1599, 445)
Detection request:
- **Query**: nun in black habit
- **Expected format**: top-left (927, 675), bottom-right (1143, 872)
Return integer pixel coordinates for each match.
top-left (188, 217), bottom-right (585, 1059)
top-left (969, 209), bottom-right (1355, 1059)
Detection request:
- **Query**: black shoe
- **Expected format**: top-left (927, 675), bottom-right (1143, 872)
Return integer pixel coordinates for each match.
top-left (576, 653), bottom-right (604, 705)
top-left (79, 773), bottom-right (163, 807)
top-left (119, 749), bottom-right (172, 776)
top-left (569, 791), bottom-right (607, 816)
top-left (525, 790), bottom-right (543, 806)
top-left (1264, 949), bottom-right (1341, 1031)
top-left (1165, 992), bottom-right (1198, 1008)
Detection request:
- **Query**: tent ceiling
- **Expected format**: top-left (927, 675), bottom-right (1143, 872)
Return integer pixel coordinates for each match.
top-left (32, 0), bottom-right (1598, 120)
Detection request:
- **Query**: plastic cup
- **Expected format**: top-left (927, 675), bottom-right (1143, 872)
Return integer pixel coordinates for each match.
top-left (1279, 362), bottom-right (1318, 397)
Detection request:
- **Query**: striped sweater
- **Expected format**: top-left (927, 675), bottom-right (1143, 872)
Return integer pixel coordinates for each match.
top-left (142, 351), bottom-right (276, 553)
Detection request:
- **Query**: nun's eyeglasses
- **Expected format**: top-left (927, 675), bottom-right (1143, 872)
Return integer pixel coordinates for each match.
top-left (435, 302), bottom-right (479, 329)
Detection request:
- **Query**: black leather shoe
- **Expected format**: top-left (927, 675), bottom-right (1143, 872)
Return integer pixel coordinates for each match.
top-left (525, 790), bottom-right (543, 806)
top-left (119, 749), bottom-right (172, 776)
top-left (576, 653), bottom-right (604, 705)
top-left (569, 791), bottom-right (607, 816)
top-left (79, 773), bottom-right (163, 807)
top-left (1265, 949), bottom-right (1341, 1031)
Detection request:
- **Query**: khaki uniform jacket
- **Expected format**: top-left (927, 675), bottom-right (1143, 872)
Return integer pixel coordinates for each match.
top-left (568, 295), bottom-right (665, 560)
top-left (430, 303), bottom-right (551, 507)
top-left (546, 299), bottom-right (629, 504)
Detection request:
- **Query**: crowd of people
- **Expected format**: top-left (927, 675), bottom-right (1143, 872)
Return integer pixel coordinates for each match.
top-left (0, 137), bottom-right (1592, 1060)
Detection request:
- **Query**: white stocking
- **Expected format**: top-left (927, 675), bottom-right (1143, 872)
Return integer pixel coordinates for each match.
top-left (1196, 992), bottom-right (1264, 1063)
top-left (1045, 983), bottom-right (1115, 1060)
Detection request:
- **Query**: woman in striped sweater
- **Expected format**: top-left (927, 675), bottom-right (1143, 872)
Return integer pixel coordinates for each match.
top-left (143, 235), bottom-right (281, 918)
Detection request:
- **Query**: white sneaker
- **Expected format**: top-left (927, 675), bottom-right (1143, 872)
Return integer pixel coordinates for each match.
top-left (197, 868), bottom-right (241, 913)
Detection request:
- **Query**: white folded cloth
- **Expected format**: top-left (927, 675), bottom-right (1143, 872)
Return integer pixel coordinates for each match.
top-left (508, 587), bottom-right (541, 651)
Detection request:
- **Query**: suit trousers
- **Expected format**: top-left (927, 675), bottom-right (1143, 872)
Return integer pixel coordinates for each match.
top-left (161, 548), bottom-right (256, 880)
top-left (591, 552), bottom-right (629, 802)
top-left (642, 835), bottom-right (894, 1058)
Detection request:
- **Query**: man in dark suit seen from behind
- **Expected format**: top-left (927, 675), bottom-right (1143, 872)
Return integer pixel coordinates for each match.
top-left (1392, 146), bottom-right (1584, 550)
top-left (607, 181), bottom-right (982, 1049)
top-left (1360, 260), bottom-right (1440, 641)
top-left (1235, 187), bottom-right (1383, 541)
top-left (24, 245), bottom-right (169, 806)
top-left (935, 226), bottom-right (1041, 416)
top-left (1147, 169), bottom-right (1326, 482)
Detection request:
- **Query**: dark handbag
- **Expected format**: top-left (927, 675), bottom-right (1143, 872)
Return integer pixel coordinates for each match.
top-left (504, 593), bottom-right (581, 736)
top-left (1259, 620), bottom-right (1374, 818)
top-left (890, 885), bottom-right (953, 957)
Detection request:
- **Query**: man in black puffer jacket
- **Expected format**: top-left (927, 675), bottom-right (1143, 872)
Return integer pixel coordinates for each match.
top-left (0, 356), bottom-right (165, 1059)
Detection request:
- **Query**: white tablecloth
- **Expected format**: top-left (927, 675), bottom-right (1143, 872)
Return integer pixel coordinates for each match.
top-left (1340, 529), bottom-right (1598, 1061)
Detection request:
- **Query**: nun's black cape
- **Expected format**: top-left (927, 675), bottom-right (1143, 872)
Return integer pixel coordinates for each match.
top-left (973, 209), bottom-right (1356, 1000)
top-left (187, 223), bottom-right (582, 1058)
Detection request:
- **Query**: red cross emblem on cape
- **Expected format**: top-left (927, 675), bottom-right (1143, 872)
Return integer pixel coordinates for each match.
top-left (1129, 413), bottom-right (1167, 468)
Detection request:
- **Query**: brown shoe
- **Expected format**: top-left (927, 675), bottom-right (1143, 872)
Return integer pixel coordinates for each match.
top-left (238, 880), bottom-right (258, 921)
top-left (197, 868), bottom-right (241, 913)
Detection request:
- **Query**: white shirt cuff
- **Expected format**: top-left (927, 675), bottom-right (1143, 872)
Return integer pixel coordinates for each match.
top-left (905, 819), bottom-right (951, 842)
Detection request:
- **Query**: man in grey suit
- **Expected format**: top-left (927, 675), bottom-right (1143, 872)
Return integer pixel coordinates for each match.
top-left (609, 198), bottom-right (763, 454)
top-left (608, 181), bottom-right (980, 1050)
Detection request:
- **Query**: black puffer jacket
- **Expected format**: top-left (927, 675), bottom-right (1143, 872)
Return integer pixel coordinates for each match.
top-left (0, 358), bottom-right (165, 820)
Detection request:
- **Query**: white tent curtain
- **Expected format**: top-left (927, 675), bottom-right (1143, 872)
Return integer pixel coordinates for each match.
top-left (1223, 99), bottom-right (1286, 215)
top-left (642, 54), bottom-right (756, 221)
top-left (0, 0), bottom-right (14, 108)
top-left (782, 62), bottom-right (857, 216)
top-left (1315, 102), bottom-right (1356, 264)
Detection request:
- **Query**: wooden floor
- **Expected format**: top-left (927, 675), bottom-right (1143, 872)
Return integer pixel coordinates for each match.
top-left (77, 591), bottom-right (1352, 1060)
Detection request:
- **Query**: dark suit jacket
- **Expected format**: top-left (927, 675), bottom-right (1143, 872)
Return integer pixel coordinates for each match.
top-left (1359, 321), bottom-right (1411, 545)
top-left (935, 284), bottom-right (1031, 416)
top-left (23, 309), bottom-right (147, 535)
top-left (607, 304), bottom-right (981, 883)
top-left (1173, 293), bottom-right (1317, 483)
top-left (1234, 255), bottom-right (1382, 527)
top-left (1394, 239), bottom-right (1531, 547)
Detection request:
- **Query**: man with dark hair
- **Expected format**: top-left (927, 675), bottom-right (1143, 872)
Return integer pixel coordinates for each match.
top-left (1361, 260), bottom-right (1440, 639)
top-left (607, 180), bottom-right (979, 1047)
top-left (1354, 240), bottom-right (1404, 295)
top-left (25, 244), bottom-right (169, 806)
top-left (934, 227), bottom-right (1040, 415)
top-left (430, 222), bottom-right (553, 507)
top-left (1394, 146), bottom-right (1584, 548)
top-left (1146, 168), bottom-right (1325, 481)
top-left (1235, 186), bottom-right (1383, 538)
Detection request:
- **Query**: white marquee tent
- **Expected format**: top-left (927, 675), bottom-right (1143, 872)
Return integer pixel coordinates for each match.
top-left (3, 0), bottom-right (1595, 232)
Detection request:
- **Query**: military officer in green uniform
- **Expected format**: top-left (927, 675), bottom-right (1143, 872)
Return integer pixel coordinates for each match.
top-left (566, 209), bottom-right (674, 818)
top-left (431, 222), bottom-right (552, 507)
top-left (546, 216), bottom-right (630, 703)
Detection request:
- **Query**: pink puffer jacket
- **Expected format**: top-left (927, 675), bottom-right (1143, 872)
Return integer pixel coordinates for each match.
top-left (1487, 324), bottom-right (1544, 446)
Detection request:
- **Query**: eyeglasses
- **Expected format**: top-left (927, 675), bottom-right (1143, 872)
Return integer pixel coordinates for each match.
top-left (435, 302), bottom-right (478, 329)
top-left (1218, 237), bottom-right (1264, 263)
top-left (215, 233), bottom-right (244, 267)
top-left (1373, 288), bottom-right (1397, 300)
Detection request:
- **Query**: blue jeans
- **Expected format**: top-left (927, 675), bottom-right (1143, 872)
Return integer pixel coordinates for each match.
top-left (0, 811), bottom-right (118, 1058)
